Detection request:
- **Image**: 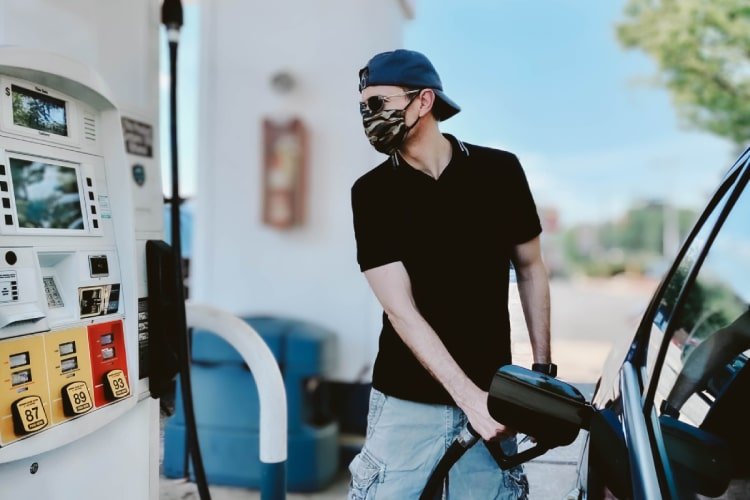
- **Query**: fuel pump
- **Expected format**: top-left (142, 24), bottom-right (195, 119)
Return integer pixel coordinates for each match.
top-left (0, 47), bottom-right (157, 499)
top-left (0, 4), bottom-right (287, 498)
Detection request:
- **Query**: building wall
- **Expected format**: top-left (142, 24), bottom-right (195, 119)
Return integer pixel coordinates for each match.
top-left (193, 0), bottom-right (412, 381)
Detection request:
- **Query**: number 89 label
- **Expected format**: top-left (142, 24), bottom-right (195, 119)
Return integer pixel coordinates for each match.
top-left (63, 381), bottom-right (93, 415)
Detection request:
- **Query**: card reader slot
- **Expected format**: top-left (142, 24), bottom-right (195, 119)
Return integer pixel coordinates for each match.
top-left (0, 303), bottom-right (46, 329)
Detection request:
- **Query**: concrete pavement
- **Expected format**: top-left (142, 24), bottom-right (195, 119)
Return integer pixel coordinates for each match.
top-left (160, 399), bottom-right (593, 500)
top-left (160, 430), bottom-right (591, 500)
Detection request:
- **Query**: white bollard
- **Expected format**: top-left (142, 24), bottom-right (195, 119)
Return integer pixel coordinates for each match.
top-left (186, 302), bottom-right (287, 499)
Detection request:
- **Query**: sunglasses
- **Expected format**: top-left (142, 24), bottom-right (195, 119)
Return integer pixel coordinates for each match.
top-left (361, 89), bottom-right (421, 114)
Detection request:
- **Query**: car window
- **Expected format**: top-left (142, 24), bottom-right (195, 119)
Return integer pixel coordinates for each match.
top-left (640, 172), bottom-right (740, 387)
top-left (650, 174), bottom-right (750, 498)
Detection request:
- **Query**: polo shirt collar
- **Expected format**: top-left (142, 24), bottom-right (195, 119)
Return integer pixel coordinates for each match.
top-left (390, 134), bottom-right (470, 173)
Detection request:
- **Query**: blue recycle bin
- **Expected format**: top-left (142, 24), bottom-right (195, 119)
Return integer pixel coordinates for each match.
top-left (163, 316), bottom-right (339, 492)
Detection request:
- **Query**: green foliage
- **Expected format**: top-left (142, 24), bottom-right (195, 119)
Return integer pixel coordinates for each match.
top-left (618, 0), bottom-right (750, 146)
top-left (12, 92), bottom-right (67, 136)
top-left (564, 202), bottom-right (696, 277)
top-left (10, 159), bottom-right (83, 229)
top-left (679, 275), bottom-right (746, 342)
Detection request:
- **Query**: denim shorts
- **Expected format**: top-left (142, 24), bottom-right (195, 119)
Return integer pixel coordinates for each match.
top-left (347, 388), bottom-right (529, 499)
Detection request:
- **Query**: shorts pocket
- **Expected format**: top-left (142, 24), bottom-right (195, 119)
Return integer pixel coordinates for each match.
top-left (348, 447), bottom-right (385, 500)
top-left (503, 466), bottom-right (529, 500)
top-left (366, 389), bottom-right (387, 438)
top-left (499, 437), bottom-right (529, 499)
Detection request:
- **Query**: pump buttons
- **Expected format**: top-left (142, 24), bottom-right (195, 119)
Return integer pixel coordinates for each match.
top-left (103, 369), bottom-right (129, 400)
top-left (11, 395), bottom-right (48, 435)
top-left (62, 381), bottom-right (93, 416)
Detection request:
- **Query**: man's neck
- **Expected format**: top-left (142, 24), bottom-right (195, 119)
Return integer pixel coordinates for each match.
top-left (399, 125), bottom-right (453, 179)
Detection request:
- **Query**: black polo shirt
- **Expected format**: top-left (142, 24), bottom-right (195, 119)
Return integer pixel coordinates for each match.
top-left (351, 134), bottom-right (542, 405)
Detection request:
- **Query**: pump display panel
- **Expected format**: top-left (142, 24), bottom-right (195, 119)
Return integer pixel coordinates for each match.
top-left (0, 150), bottom-right (105, 236)
top-left (9, 157), bottom-right (84, 230)
top-left (11, 85), bottom-right (68, 137)
top-left (1, 77), bottom-right (80, 148)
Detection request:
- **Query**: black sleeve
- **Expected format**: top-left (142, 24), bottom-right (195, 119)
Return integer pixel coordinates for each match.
top-left (507, 154), bottom-right (542, 244)
top-left (351, 180), bottom-right (401, 272)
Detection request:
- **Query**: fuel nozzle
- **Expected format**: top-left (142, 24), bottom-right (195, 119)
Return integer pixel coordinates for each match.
top-left (162, 0), bottom-right (183, 37)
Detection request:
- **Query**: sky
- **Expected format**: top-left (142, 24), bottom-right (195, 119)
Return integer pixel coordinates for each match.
top-left (404, 0), bottom-right (737, 226)
top-left (164, 0), bottom-right (739, 227)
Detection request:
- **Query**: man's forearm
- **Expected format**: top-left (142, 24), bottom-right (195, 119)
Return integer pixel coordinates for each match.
top-left (387, 309), bottom-right (480, 406)
top-left (363, 262), bottom-right (484, 409)
top-left (516, 261), bottom-right (551, 364)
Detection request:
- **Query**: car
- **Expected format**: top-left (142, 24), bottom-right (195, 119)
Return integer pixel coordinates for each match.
top-left (491, 148), bottom-right (750, 500)
top-left (575, 147), bottom-right (750, 499)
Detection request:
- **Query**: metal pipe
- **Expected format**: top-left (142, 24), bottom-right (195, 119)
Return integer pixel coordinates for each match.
top-left (186, 303), bottom-right (287, 500)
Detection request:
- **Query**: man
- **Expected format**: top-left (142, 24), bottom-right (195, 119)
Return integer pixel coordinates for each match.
top-left (349, 49), bottom-right (553, 499)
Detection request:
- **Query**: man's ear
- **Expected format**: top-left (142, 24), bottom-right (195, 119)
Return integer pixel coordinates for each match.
top-left (418, 89), bottom-right (436, 118)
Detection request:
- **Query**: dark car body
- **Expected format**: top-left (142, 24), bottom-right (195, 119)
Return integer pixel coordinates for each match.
top-left (572, 149), bottom-right (750, 499)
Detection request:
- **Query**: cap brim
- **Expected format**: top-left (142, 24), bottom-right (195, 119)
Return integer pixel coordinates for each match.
top-left (433, 89), bottom-right (460, 121)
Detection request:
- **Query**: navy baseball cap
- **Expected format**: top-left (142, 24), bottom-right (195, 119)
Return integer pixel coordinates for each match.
top-left (358, 49), bottom-right (461, 121)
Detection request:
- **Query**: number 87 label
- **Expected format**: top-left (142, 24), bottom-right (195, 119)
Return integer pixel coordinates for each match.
top-left (12, 395), bottom-right (48, 435)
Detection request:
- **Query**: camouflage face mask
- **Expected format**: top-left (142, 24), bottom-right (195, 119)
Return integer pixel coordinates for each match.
top-left (360, 94), bottom-right (420, 155)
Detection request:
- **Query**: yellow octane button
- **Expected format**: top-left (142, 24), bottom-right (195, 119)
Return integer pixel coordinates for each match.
top-left (12, 395), bottom-right (48, 435)
top-left (62, 381), bottom-right (93, 416)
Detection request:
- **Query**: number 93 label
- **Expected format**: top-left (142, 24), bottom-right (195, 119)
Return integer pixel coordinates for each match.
top-left (105, 370), bottom-right (130, 399)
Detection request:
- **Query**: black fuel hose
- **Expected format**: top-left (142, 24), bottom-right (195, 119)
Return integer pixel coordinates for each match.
top-left (420, 424), bottom-right (480, 500)
top-left (162, 1), bottom-right (211, 499)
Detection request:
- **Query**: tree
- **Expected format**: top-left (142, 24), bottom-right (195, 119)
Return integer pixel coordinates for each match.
top-left (563, 201), bottom-right (696, 276)
top-left (618, 1), bottom-right (750, 148)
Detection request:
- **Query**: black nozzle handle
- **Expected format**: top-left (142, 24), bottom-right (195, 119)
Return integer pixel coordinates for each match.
top-left (484, 439), bottom-right (549, 470)
top-left (420, 424), bottom-right (480, 500)
top-left (461, 423), bottom-right (481, 447)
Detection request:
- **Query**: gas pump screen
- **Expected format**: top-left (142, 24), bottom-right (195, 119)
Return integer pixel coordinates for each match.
top-left (11, 85), bottom-right (68, 136)
top-left (9, 158), bottom-right (84, 230)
